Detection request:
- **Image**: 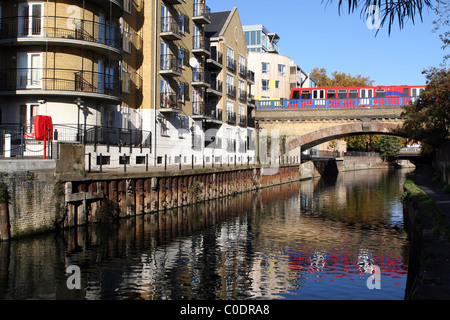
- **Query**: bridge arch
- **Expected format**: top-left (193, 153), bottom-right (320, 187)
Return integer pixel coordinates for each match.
top-left (286, 121), bottom-right (407, 152)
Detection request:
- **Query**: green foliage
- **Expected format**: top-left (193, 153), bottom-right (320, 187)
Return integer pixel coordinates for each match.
top-left (310, 67), bottom-right (374, 87)
top-left (402, 67), bottom-right (450, 147)
top-left (375, 135), bottom-right (405, 160)
top-left (344, 134), bottom-right (381, 151)
top-left (325, 0), bottom-right (434, 34)
top-left (96, 199), bottom-right (119, 224)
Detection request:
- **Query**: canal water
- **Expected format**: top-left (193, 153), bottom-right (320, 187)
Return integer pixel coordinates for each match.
top-left (0, 168), bottom-right (413, 300)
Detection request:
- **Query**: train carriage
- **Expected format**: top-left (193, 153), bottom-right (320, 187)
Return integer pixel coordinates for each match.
top-left (287, 85), bottom-right (426, 109)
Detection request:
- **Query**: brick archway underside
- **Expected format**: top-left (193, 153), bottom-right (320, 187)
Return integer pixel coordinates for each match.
top-left (286, 122), bottom-right (405, 152)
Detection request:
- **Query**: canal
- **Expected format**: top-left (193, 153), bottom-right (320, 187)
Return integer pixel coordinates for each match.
top-left (0, 168), bottom-right (413, 300)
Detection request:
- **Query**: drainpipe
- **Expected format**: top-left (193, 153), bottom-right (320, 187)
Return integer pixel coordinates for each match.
top-left (153, 0), bottom-right (158, 166)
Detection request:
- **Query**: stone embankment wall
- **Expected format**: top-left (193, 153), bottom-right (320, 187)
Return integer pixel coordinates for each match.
top-left (0, 160), bottom-right (58, 240)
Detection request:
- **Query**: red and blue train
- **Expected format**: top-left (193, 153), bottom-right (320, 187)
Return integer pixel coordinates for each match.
top-left (258, 85), bottom-right (426, 109)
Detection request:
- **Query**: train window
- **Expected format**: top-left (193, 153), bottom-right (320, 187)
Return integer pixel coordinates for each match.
top-left (412, 88), bottom-right (424, 97)
top-left (360, 89), bottom-right (373, 98)
top-left (349, 90), bottom-right (358, 98)
top-left (327, 90), bottom-right (336, 99)
top-left (313, 90), bottom-right (325, 99)
top-left (292, 90), bottom-right (300, 99)
top-left (302, 90), bottom-right (311, 99)
top-left (403, 88), bottom-right (409, 97)
top-left (375, 89), bottom-right (385, 98)
top-left (338, 89), bottom-right (347, 99)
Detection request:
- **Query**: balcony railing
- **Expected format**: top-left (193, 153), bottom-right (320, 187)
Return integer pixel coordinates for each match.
top-left (160, 93), bottom-right (182, 111)
top-left (0, 68), bottom-right (121, 99)
top-left (192, 68), bottom-right (211, 86)
top-left (226, 110), bottom-right (236, 124)
top-left (160, 16), bottom-right (183, 39)
top-left (238, 89), bottom-right (247, 101)
top-left (226, 83), bottom-right (236, 98)
top-left (239, 64), bottom-right (247, 78)
top-left (193, 3), bottom-right (211, 23)
top-left (238, 114), bottom-right (247, 127)
top-left (208, 48), bottom-right (223, 66)
top-left (192, 35), bottom-right (210, 54)
top-left (209, 79), bottom-right (223, 93)
top-left (160, 54), bottom-right (183, 75)
top-left (227, 57), bottom-right (236, 72)
top-left (205, 104), bottom-right (223, 122)
top-left (0, 16), bottom-right (122, 51)
top-left (192, 101), bottom-right (205, 116)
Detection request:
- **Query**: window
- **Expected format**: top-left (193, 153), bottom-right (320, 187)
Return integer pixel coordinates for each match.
top-left (375, 89), bottom-right (385, 98)
top-left (313, 90), bottom-right (324, 99)
top-left (292, 90), bottom-right (300, 99)
top-left (262, 79), bottom-right (269, 91)
top-left (17, 52), bottom-right (42, 88)
top-left (124, 0), bottom-right (132, 13)
top-left (123, 27), bottom-right (132, 53)
top-left (122, 107), bottom-right (130, 129)
top-left (349, 89), bottom-right (358, 98)
top-left (19, 3), bottom-right (43, 36)
top-left (20, 104), bottom-right (39, 133)
top-left (275, 81), bottom-right (280, 89)
top-left (338, 89), bottom-right (347, 99)
top-left (327, 90), bottom-right (336, 99)
top-left (122, 68), bottom-right (132, 93)
top-left (360, 89), bottom-right (373, 98)
top-left (262, 62), bottom-right (270, 74)
top-left (177, 81), bottom-right (187, 103)
top-left (278, 64), bottom-right (286, 76)
top-left (106, 66), bottom-right (115, 90)
top-left (179, 13), bottom-right (186, 35)
top-left (412, 88), bottom-right (424, 97)
top-left (302, 90), bottom-right (311, 99)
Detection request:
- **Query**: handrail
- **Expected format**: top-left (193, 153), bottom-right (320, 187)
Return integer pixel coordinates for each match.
top-left (0, 16), bottom-right (122, 51)
top-left (0, 68), bottom-right (121, 99)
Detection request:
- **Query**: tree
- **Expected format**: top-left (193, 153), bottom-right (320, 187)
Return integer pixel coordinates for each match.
top-left (375, 135), bottom-right (405, 160)
top-left (402, 67), bottom-right (450, 147)
top-left (310, 67), bottom-right (374, 87)
top-left (323, 0), bottom-right (435, 34)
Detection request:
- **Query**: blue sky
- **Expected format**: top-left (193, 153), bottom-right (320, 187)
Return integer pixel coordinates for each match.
top-left (206, 0), bottom-right (448, 86)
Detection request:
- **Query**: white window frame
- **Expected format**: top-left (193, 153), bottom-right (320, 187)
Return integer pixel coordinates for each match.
top-left (17, 52), bottom-right (42, 89)
top-left (18, 2), bottom-right (43, 37)
top-left (261, 79), bottom-right (269, 91)
top-left (123, 26), bottom-right (132, 53)
top-left (262, 62), bottom-right (270, 74)
top-left (122, 67), bottom-right (132, 93)
top-left (278, 64), bottom-right (286, 76)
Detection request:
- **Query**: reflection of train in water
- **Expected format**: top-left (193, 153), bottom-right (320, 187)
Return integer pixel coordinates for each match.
top-left (258, 85), bottom-right (426, 109)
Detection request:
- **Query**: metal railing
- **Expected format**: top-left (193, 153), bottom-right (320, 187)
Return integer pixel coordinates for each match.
top-left (0, 16), bottom-right (122, 51)
top-left (226, 111), bottom-right (236, 124)
top-left (192, 35), bottom-right (210, 53)
top-left (160, 54), bottom-right (183, 74)
top-left (193, 3), bottom-right (211, 21)
top-left (160, 93), bottom-right (182, 110)
top-left (0, 68), bottom-right (121, 99)
top-left (160, 16), bottom-right (183, 37)
top-left (258, 97), bottom-right (420, 109)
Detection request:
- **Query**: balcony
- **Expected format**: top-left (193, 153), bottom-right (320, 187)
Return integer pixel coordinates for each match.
top-left (207, 79), bottom-right (223, 96)
top-left (247, 70), bottom-right (255, 84)
top-left (192, 68), bottom-right (211, 87)
top-left (0, 16), bottom-right (122, 57)
top-left (160, 16), bottom-right (183, 40)
top-left (193, 3), bottom-right (211, 24)
top-left (0, 68), bottom-right (121, 102)
top-left (226, 83), bottom-right (236, 98)
top-left (160, 93), bottom-right (183, 113)
top-left (247, 117), bottom-right (256, 128)
top-left (192, 36), bottom-right (210, 56)
top-left (192, 101), bottom-right (205, 119)
top-left (160, 54), bottom-right (183, 77)
top-left (204, 104), bottom-right (223, 124)
top-left (207, 48), bottom-right (223, 69)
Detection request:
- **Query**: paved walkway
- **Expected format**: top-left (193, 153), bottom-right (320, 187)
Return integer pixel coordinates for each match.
top-left (407, 164), bottom-right (450, 300)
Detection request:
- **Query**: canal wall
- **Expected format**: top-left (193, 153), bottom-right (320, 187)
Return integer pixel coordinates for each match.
top-left (402, 168), bottom-right (450, 300)
top-left (435, 142), bottom-right (450, 184)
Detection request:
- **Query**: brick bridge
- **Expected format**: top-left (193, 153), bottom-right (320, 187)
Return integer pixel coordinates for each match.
top-left (254, 106), bottom-right (406, 152)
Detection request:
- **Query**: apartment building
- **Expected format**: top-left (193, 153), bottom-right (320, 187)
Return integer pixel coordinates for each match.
top-left (0, 0), bottom-right (144, 146)
top-left (0, 0), bottom-right (256, 167)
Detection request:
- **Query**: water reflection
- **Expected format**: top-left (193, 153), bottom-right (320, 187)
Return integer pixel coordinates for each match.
top-left (0, 168), bottom-right (412, 300)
